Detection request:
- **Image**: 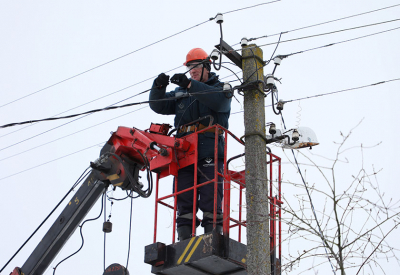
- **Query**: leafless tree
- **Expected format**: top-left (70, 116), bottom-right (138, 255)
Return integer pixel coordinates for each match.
top-left (276, 126), bottom-right (400, 274)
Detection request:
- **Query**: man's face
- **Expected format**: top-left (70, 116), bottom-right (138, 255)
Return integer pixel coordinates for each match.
top-left (187, 62), bottom-right (209, 83)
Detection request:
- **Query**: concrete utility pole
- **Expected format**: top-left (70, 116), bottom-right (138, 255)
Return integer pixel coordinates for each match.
top-left (242, 44), bottom-right (271, 275)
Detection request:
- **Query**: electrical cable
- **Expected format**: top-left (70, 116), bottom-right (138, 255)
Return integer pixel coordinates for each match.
top-left (52, 191), bottom-right (105, 275)
top-left (177, 99), bottom-right (204, 132)
top-left (0, 29), bottom-right (210, 109)
top-left (228, 19), bottom-right (400, 58)
top-left (231, 24), bottom-right (400, 102)
top-left (108, 151), bottom-right (153, 198)
top-left (127, 190), bottom-right (140, 199)
top-left (0, 87), bottom-right (225, 129)
top-left (33, 16), bottom-right (396, 138)
top-left (242, 32), bottom-right (283, 84)
top-left (6, 73), bottom-right (394, 133)
top-left (257, 18), bottom-right (400, 48)
top-left (239, 3), bottom-right (400, 43)
top-left (103, 192), bottom-right (107, 272)
top-left (1, 0), bottom-right (281, 110)
top-left (230, 24), bottom-right (400, 112)
top-left (126, 196), bottom-right (134, 271)
top-left (220, 70), bottom-right (243, 83)
top-left (4, 76), bottom-right (396, 184)
top-left (0, 110), bottom-right (99, 151)
top-left (279, 114), bottom-right (336, 274)
top-left (0, 142), bottom-right (104, 181)
top-left (229, 77), bottom-right (400, 115)
top-left (266, 32), bottom-right (283, 67)
top-left (0, 167), bottom-right (91, 273)
top-left (0, 65), bottom-right (181, 140)
top-left (0, 76), bottom-right (233, 178)
top-left (1, 4), bottom-right (394, 161)
top-left (107, 193), bottom-right (131, 201)
top-left (2, 72), bottom-right (395, 137)
top-left (0, 60), bottom-right (221, 151)
top-left (285, 25), bottom-right (400, 57)
top-left (221, 65), bottom-right (242, 84)
top-left (0, 87), bottom-right (154, 152)
top-left (222, 0), bottom-right (280, 15)
top-left (0, 60), bottom-right (236, 156)
top-left (0, 106), bottom-right (148, 162)
top-left (271, 87), bottom-right (281, 115)
top-left (213, 23), bottom-right (223, 71)
top-left (281, 78), bottom-right (400, 104)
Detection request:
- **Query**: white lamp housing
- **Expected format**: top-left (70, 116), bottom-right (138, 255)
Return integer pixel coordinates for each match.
top-left (282, 127), bottom-right (319, 149)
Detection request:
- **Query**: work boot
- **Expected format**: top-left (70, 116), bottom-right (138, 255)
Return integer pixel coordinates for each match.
top-left (204, 224), bottom-right (223, 235)
top-left (177, 226), bottom-right (195, 241)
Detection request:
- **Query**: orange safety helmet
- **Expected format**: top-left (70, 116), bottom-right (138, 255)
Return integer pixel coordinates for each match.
top-left (184, 48), bottom-right (210, 66)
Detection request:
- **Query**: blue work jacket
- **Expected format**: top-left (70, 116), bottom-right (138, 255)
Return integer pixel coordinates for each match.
top-left (149, 72), bottom-right (231, 160)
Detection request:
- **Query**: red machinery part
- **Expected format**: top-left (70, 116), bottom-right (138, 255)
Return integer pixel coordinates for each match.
top-left (148, 123), bottom-right (171, 135)
top-left (107, 126), bottom-right (192, 178)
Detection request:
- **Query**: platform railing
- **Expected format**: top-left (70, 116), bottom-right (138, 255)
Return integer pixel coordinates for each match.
top-left (152, 124), bottom-right (282, 264)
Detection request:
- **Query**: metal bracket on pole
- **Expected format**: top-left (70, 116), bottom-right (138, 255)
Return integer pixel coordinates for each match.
top-left (215, 39), bottom-right (243, 69)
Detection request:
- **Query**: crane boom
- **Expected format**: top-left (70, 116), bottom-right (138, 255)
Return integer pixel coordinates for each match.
top-left (10, 123), bottom-right (189, 275)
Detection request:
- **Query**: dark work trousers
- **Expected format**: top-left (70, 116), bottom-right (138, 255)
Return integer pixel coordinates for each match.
top-left (175, 157), bottom-right (224, 228)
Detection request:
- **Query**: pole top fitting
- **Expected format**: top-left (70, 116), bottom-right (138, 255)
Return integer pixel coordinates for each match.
top-left (240, 37), bottom-right (249, 47)
top-left (266, 74), bottom-right (275, 87)
top-left (210, 49), bottom-right (219, 61)
top-left (215, 13), bottom-right (223, 24)
top-left (274, 56), bottom-right (282, 65)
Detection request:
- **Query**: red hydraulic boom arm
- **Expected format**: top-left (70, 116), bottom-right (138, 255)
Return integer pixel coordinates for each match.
top-left (10, 123), bottom-right (193, 275)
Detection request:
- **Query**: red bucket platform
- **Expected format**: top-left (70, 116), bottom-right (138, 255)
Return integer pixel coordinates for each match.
top-left (144, 125), bottom-right (282, 275)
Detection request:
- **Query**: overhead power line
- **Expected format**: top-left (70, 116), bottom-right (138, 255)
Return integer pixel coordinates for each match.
top-left (281, 78), bottom-right (400, 104)
top-left (244, 3), bottom-right (400, 42)
top-left (230, 78), bottom-right (400, 115)
top-left (257, 18), bottom-right (400, 48)
top-left (0, 142), bottom-right (105, 182)
top-left (2, 14), bottom-right (396, 154)
top-left (4, 77), bottom-right (400, 128)
top-left (0, 72), bottom-right (244, 156)
top-left (0, 86), bottom-right (154, 152)
top-left (2, 19), bottom-right (397, 149)
top-left (0, 26), bottom-right (209, 109)
top-left (2, 2), bottom-right (388, 142)
top-left (0, 65), bottom-right (180, 139)
top-left (0, 106), bottom-right (148, 162)
top-left (4, 16), bottom-right (397, 140)
top-left (0, 88), bottom-right (222, 129)
top-left (0, 0), bottom-right (281, 109)
top-left (222, 0), bottom-right (280, 15)
top-left (2, 77), bottom-right (399, 181)
top-left (285, 25), bottom-right (400, 57)
top-left (6, 20), bottom-right (397, 132)
top-left (0, 67), bottom-right (241, 152)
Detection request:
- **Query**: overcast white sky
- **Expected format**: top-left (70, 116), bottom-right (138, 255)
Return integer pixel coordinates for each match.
top-left (1, 0), bottom-right (400, 274)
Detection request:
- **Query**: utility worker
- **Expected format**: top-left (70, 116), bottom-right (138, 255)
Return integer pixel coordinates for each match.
top-left (149, 48), bottom-right (232, 241)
